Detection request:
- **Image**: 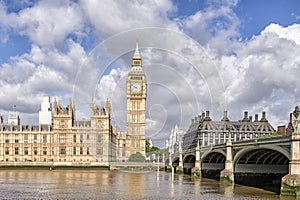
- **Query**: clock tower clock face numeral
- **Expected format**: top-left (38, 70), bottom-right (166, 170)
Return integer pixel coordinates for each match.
top-left (131, 83), bottom-right (141, 93)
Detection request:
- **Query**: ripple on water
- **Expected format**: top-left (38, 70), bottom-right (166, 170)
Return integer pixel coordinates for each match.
top-left (0, 170), bottom-right (287, 200)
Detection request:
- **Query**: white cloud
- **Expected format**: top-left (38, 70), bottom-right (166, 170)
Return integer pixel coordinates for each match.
top-left (178, 1), bottom-right (240, 55)
top-left (0, 0), bottom-right (85, 49)
top-left (0, 39), bottom-right (87, 114)
top-left (261, 23), bottom-right (300, 45)
top-left (0, 2), bottom-right (18, 43)
top-left (219, 23), bottom-right (300, 126)
top-left (80, 0), bottom-right (178, 38)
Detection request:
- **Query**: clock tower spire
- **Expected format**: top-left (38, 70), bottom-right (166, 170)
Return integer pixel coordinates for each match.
top-left (126, 41), bottom-right (147, 158)
top-left (132, 40), bottom-right (142, 66)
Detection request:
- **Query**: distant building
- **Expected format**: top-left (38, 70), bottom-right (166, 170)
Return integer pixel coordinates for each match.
top-left (39, 96), bottom-right (52, 125)
top-left (182, 111), bottom-right (275, 151)
top-left (165, 124), bottom-right (184, 155)
top-left (277, 125), bottom-right (286, 135)
top-left (8, 111), bottom-right (20, 125)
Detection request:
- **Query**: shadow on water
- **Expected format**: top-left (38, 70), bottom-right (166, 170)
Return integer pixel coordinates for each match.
top-left (234, 173), bottom-right (286, 194)
top-left (199, 169), bottom-right (286, 195)
top-left (201, 169), bottom-right (222, 180)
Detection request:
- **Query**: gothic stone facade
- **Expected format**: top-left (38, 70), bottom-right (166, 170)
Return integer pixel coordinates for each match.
top-left (0, 99), bottom-right (116, 165)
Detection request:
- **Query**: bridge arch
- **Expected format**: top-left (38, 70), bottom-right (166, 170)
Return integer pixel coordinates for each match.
top-left (201, 149), bottom-right (225, 161)
top-left (201, 150), bottom-right (226, 180)
top-left (233, 146), bottom-right (290, 193)
top-left (183, 153), bottom-right (195, 162)
top-left (183, 154), bottom-right (196, 174)
top-left (172, 157), bottom-right (179, 167)
top-left (233, 145), bottom-right (290, 166)
top-left (165, 158), bottom-right (170, 166)
top-left (183, 154), bottom-right (195, 167)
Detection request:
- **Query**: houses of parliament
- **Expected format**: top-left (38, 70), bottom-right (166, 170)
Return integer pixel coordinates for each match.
top-left (0, 42), bottom-right (147, 165)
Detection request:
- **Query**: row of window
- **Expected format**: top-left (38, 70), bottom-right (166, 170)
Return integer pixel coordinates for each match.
top-left (2, 133), bottom-right (102, 144)
top-left (4, 147), bottom-right (95, 156)
top-left (5, 147), bottom-right (46, 155)
top-left (3, 135), bottom-right (48, 144)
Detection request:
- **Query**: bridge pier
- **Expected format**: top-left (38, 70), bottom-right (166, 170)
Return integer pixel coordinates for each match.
top-left (281, 107), bottom-right (300, 197)
top-left (176, 152), bottom-right (183, 174)
top-left (165, 155), bottom-right (172, 172)
top-left (191, 144), bottom-right (201, 176)
top-left (220, 140), bottom-right (234, 184)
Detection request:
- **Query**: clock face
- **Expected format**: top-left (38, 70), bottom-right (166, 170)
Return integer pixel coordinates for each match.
top-left (131, 83), bottom-right (141, 93)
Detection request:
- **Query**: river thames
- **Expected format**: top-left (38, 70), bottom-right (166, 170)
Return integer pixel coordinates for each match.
top-left (0, 170), bottom-right (295, 199)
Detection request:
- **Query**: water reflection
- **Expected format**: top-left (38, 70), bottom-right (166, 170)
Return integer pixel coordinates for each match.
top-left (0, 170), bottom-right (296, 199)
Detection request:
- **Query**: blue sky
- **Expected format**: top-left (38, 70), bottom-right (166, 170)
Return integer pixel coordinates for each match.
top-left (234, 0), bottom-right (300, 38)
top-left (0, 0), bottom-right (300, 146)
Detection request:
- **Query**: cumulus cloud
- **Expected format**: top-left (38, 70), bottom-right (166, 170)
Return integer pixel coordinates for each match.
top-left (219, 23), bottom-right (300, 127)
top-left (0, 0), bottom-right (85, 49)
top-left (178, 0), bottom-right (240, 55)
top-left (80, 0), bottom-right (178, 38)
top-left (0, 39), bottom-right (87, 114)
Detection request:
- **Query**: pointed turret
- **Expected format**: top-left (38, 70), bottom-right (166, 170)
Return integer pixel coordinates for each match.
top-left (53, 98), bottom-right (58, 115)
top-left (132, 40), bottom-right (142, 67)
top-left (90, 99), bottom-right (96, 116)
top-left (106, 99), bottom-right (111, 115)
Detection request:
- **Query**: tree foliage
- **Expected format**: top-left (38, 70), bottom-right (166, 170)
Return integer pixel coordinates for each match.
top-left (146, 139), bottom-right (160, 153)
top-left (128, 152), bottom-right (145, 162)
top-left (146, 139), bottom-right (152, 152)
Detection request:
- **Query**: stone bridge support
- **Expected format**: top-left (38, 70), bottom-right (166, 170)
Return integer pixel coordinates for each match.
top-left (281, 107), bottom-right (300, 197)
top-left (176, 152), bottom-right (183, 173)
top-left (165, 155), bottom-right (172, 172)
top-left (191, 144), bottom-right (201, 176)
top-left (220, 139), bottom-right (234, 184)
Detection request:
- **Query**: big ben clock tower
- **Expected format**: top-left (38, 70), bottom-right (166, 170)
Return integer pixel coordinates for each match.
top-left (126, 41), bottom-right (147, 157)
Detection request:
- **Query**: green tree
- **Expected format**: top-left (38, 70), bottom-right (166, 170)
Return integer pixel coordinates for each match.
top-left (146, 139), bottom-right (152, 153)
top-left (146, 139), bottom-right (161, 153)
top-left (150, 146), bottom-right (160, 152)
top-left (128, 152), bottom-right (145, 162)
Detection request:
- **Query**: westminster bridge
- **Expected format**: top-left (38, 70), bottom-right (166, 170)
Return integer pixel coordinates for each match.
top-left (166, 132), bottom-right (300, 196)
top-left (165, 108), bottom-right (300, 197)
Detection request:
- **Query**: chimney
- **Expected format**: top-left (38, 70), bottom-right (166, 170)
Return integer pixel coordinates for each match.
top-left (242, 111), bottom-right (249, 122)
top-left (249, 116), bottom-right (252, 122)
top-left (260, 111), bottom-right (268, 122)
top-left (202, 112), bottom-right (205, 119)
top-left (221, 111), bottom-right (229, 121)
top-left (254, 114), bottom-right (259, 122)
top-left (204, 111), bottom-right (211, 121)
